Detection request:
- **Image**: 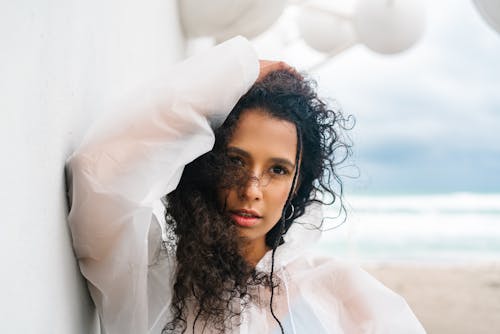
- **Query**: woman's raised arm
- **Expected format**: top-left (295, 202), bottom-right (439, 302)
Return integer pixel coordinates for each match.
top-left (65, 36), bottom-right (259, 334)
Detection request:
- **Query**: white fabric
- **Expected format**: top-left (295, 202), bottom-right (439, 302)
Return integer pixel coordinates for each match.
top-left (66, 36), bottom-right (426, 334)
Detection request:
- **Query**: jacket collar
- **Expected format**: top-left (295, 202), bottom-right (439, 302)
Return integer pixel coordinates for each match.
top-left (255, 202), bottom-right (324, 272)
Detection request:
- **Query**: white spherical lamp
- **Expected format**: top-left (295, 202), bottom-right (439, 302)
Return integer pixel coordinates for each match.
top-left (473, 0), bottom-right (500, 34)
top-left (353, 0), bottom-right (426, 54)
top-left (179, 0), bottom-right (287, 42)
top-left (297, 7), bottom-right (356, 53)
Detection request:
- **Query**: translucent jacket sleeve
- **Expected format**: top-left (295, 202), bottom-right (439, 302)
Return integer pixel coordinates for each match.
top-left (336, 262), bottom-right (426, 333)
top-left (65, 36), bottom-right (259, 334)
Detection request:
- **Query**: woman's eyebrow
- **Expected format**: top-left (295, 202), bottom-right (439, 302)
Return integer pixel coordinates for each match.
top-left (226, 146), bottom-right (250, 158)
top-left (269, 157), bottom-right (295, 169)
top-left (226, 146), bottom-right (295, 169)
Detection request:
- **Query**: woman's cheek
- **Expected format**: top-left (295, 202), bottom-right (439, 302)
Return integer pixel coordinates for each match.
top-left (271, 183), bottom-right (293, 213)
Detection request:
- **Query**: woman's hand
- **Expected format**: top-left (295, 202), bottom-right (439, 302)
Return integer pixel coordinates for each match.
top-left (257, 60), bottom-right (301, 82)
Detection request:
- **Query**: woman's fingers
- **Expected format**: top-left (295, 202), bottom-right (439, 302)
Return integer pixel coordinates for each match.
top-left (257, 60), bottom-right (302, 82)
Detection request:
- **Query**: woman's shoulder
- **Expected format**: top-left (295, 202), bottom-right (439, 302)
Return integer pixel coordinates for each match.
top-left (288, 252), bottom-right (399, 298)
top-left (288, 251), bottom-right (362, 276)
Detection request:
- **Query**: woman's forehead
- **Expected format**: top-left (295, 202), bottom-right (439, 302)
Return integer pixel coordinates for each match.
top-left (228, 108), bottom-right (297, 162)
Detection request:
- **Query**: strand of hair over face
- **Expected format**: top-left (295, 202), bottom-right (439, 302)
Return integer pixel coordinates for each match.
top-left (269, 126), bottom-right (303, 334)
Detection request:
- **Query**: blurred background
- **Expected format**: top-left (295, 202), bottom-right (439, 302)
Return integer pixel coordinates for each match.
top-left (1, 0), bottom-right (498, 333)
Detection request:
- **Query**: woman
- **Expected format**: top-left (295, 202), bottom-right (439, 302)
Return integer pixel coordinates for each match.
top-left (66, 37), bottom-right (425, 334)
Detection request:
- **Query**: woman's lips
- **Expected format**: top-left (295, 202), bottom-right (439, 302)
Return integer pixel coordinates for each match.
top-left (230, 210), bottom-right (262, 227)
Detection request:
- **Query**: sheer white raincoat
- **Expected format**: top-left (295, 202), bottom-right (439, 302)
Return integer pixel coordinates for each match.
top-left (66, 36), bottom-right (426, 334)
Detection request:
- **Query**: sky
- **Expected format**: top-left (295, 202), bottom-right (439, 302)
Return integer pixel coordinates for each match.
top-left (254, 0), bottom-right (500, 195)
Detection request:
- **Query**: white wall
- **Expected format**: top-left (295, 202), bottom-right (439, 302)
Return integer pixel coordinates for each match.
top-left (0, 1), bottom-right (185, 332)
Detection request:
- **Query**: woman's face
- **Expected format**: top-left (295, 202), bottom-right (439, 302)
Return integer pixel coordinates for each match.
top-left (218, 108), bottom-right (297, 247)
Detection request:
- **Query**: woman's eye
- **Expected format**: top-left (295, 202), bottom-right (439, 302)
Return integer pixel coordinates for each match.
top-left (270, 165), bottom-right (288, 175)
top-left (229, 156), bottom-right (244, 166)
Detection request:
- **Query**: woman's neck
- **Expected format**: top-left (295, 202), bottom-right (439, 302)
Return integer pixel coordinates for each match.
top-left (242, 237), bottom-right (270, 266)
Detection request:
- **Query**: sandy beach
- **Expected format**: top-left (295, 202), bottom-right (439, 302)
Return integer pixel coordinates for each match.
top-left (365, 264), bottom-right (500, 334)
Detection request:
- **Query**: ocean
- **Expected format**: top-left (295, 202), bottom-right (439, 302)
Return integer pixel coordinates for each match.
top-left (314, 193), bottom-right (500, 264)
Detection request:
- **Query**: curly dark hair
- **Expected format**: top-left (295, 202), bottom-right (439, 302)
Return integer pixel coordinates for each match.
top-left (162, 70), bottom-right (353, 333)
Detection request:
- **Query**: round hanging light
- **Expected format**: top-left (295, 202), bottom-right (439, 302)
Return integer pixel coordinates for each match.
top-left (353, 0), bottom-right (426, 54)
top-left (178, 0), bottom-right (287, 42)
top-left (473, 0), bottom-right (500, 34)
top-left (297, 7), bottom-right (356, 53)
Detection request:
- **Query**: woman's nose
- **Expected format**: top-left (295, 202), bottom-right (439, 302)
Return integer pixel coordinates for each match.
top-left (239, 175), bottom-right (263, 200)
